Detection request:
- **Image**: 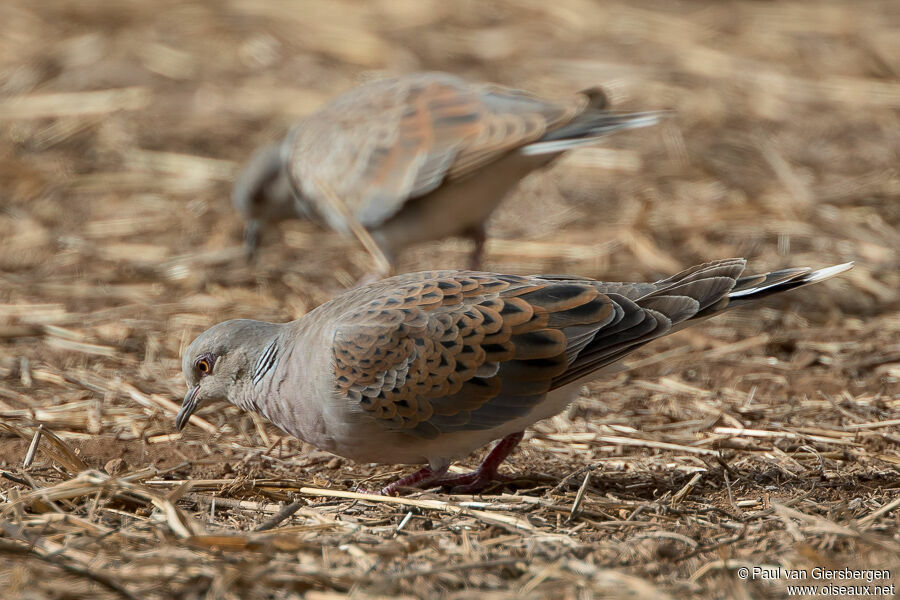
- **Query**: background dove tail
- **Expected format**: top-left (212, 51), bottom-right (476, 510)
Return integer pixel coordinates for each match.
top-left (520, 111), bottom-right (666, 156)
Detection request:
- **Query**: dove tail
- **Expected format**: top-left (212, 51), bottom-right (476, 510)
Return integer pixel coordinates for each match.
top-left (724, 262), bottom-right (853, 308)
top-left (638, 260), bottom-right (853, 337)
top-left (633, 259), bottom-right (852, 323)
top-left (520, 111), bottom-right (666, 156)
top-left (548, 259), bottom-right (851, 388)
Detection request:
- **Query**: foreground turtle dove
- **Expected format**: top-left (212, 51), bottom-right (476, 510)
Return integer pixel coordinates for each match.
top-left (175, 259), bottom-right (851, 495)
top-left (232, 72), bottom-right (661, 269)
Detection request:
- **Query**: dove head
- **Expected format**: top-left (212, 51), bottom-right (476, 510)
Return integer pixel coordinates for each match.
top-left (232, 143), bottom-right (302, 257)
top-left (176, 319), bottom-right (281, 431)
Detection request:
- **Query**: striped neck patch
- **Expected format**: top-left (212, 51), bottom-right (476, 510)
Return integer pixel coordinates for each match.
top-left (252, 339), bottom-right (279, 386)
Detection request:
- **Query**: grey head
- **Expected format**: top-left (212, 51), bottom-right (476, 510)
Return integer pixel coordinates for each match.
top-left (176, 319), bottom-right (282, 430)
top-left (232, 142), bottom-right (307, 258)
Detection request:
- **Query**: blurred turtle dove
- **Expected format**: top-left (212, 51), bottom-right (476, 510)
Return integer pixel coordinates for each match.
top-left (232, 72), bottom-right (662, 269)
top-left (176, 259), bottom-right (851, 495)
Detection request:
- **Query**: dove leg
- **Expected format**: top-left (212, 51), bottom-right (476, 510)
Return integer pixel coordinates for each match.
top-left (379, 464), bottom-right (450, 496)
top-left (466, 225), bottom-right (487, 271)
top-left (430, 431), bottom-right (524, 494)
top-left (379, 431), bottom-right (524, 495)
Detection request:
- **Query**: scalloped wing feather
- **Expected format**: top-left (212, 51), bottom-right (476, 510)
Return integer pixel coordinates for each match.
top-left (329, 262), bottom-right (748, 438)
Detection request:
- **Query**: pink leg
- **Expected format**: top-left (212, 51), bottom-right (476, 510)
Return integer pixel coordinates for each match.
top-left (380, 432), bottom-right (524, 495)
top-left (379, 464), bottom-right (449, 496)
top-left (431, 431), bottom-right (524, 493)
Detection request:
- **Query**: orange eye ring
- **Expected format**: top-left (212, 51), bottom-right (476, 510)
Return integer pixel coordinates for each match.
top-left (195, 355), bottom-right (215, 376)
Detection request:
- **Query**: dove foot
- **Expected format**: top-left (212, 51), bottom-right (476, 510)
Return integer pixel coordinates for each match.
top-left (431, 468), bottom-right (514, 494)
top-left (378, 465), bottom-right (450, 496)
top-left (431, 431), bottom-right (523, 493)
top-left (379, 431), bottom-right (524, 495)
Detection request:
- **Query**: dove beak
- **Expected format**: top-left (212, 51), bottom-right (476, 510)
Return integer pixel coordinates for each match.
top-left (176, 386), bottom-right (200, 431)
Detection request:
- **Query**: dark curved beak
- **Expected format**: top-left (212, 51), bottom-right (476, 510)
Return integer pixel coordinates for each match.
top-left (176, 386), bottom-right (200, 431)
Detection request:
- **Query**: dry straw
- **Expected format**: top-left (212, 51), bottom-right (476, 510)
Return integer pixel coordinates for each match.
top-left (0, 0), bottom-right (897, 598)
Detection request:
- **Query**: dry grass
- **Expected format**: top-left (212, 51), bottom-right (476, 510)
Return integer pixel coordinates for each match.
top-left (1, 1), bottom-right (898, 598)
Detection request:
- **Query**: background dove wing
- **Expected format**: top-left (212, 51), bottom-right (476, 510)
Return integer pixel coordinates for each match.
top-left (288, 74), bottom-right (583, 230)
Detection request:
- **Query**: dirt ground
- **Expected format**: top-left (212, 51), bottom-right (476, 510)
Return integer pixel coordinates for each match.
top-left (1, 1), bottom-right (898, 598)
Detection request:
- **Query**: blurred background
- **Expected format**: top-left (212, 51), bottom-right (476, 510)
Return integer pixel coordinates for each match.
top-left (0, 1), bottom-right (898, 598)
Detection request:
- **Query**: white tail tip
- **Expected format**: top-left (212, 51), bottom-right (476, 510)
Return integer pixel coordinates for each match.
top-left (805, 262), bottom-right (854, 283)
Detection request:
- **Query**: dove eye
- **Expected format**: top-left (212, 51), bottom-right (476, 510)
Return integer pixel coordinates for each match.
top-left (194, 354), bottom-right (215, 376)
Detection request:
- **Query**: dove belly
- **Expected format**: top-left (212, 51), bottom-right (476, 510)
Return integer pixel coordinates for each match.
top-left (372, 152), bottom-right (555, 256)
top-left (295, 381), bottom-right (587, 468)
top-left (417, 381), bottom-right (587, 467)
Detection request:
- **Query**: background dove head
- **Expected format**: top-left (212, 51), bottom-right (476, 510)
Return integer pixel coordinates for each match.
top-left (231, 143), bottom-right (302, 258)
top-left (177, 319), bottom-right (280, 430)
